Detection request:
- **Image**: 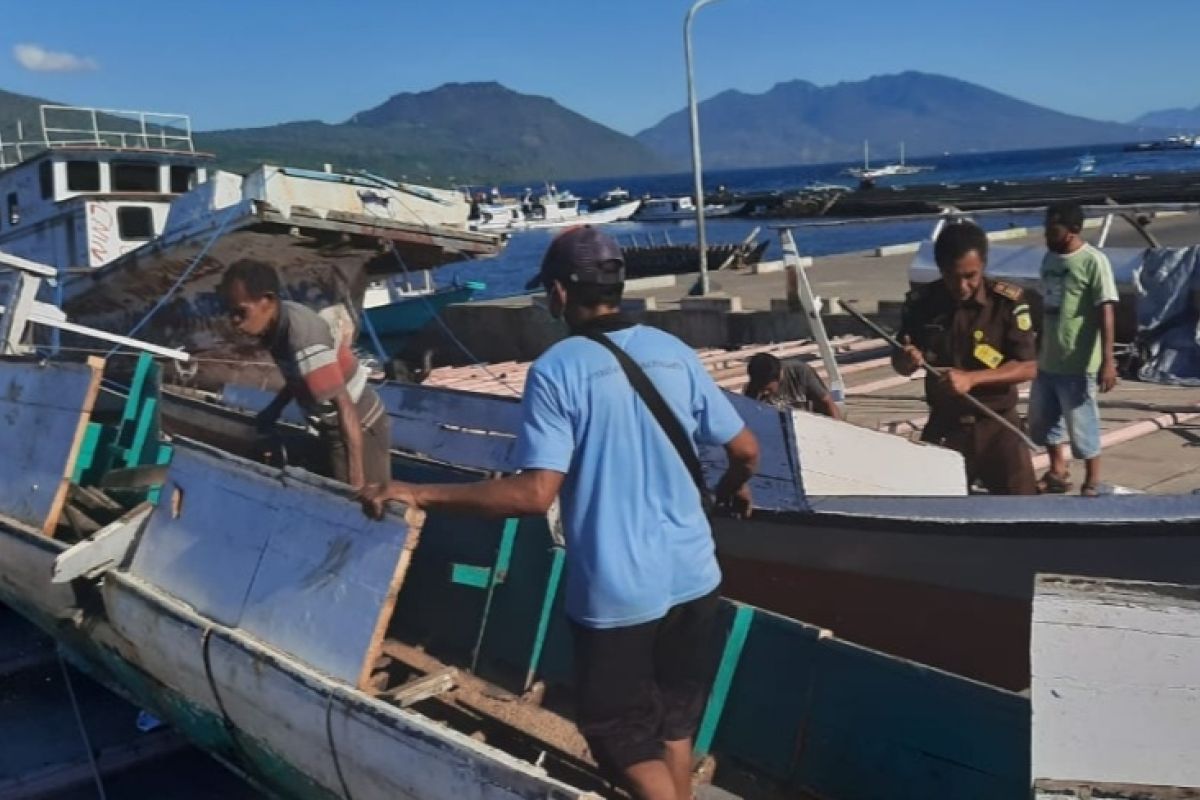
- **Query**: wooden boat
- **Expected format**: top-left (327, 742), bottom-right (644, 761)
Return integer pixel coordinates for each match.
top-left (471, 188), bottom-right (640, 233)
top-left (0, 104), bottom-right (500, 391)
top-left (621, 240), bottom-right (770, 279)
top-left (633, 197), bottom-right (745, 222)
top-left (0, 356), bottom-right (1032, 799)
top-left (361, 278), bottom-right (486, 356)
top-left (209, 379), bottom-right (1200, 694)
top-left (1031, 574), bottom-right (1200, 797)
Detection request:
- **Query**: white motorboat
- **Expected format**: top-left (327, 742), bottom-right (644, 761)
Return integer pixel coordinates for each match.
top-left (633, 195), bottom-right (745, 222)
top-left (470, 185), bottom-right (639, 233)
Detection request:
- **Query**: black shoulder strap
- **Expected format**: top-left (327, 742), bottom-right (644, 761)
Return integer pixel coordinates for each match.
top-left (578, 330), bottom-right (710, 502)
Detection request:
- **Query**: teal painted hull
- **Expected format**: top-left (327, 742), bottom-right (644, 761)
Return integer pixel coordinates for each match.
top-left (361, 281), bottom-right (484, 354)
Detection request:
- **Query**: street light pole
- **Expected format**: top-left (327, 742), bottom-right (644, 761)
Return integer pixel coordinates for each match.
top-left (685, 0), bottom-right (724, 296)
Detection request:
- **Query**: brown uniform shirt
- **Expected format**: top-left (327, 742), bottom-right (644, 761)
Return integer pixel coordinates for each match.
top-left (898, 278), bottom-right (1037, 418)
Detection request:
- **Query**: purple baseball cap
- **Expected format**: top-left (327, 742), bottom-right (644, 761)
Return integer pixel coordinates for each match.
top-left (524, 226), bottom-right (625, 291)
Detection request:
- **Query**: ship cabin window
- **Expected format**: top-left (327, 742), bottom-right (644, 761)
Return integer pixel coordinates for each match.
top-left (169, 165), bottom-right (197, 194)
top-left (557, 200), bottom-right (576, 210)
top-left (7, 193), bottom-right (19, 226)
top-left (39, 161), bottom-right (55, 199)
top-left (111, 161), bottom-right (161, 193)
top-left (66, 161), bottom-right (101, 192)
top-left (117, 206), bottom-right (155, 241)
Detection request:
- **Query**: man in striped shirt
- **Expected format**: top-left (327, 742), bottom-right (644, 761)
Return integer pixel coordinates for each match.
top-left (219, 260), bottom-right (391, 488)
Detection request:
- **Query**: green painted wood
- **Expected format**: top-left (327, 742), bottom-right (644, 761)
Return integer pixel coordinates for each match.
top-left (524, 546), bottom-right (565, 690)
top-left (471, 518), bottom-right (520, 670)
top-left (121, 353), bottom-right (153, 427)
top-left (694, 603), bottom-right (754, 756)
top-left (451, 564), bottom-right (492, 589)
top-left (71, 422), bottom-right (102, 483)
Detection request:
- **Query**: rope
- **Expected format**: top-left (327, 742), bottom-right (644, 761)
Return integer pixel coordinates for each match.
top-left (57, 649), bottom-right (108, 800)
top-left (385, 242), bottom-right (522, 397)
top-left (325, 691), bottom-right (357, 800)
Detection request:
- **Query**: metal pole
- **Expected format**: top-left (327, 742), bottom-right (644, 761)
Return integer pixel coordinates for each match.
top-left (685, 0), bottom-right (724, 296)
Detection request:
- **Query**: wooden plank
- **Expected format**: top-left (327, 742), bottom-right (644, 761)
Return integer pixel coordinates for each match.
top-left (45, 356), bottom-right (104, 535)
top-left (52, 504), bottom-right (151, 583)
top-left (0, 358), bottom-right (103, 534)
top-left (1033, 574), bottom-right (1200, 791)
top-left (128, 439), bottom-right (425, 686)
top-left (379, 667), bottom-right (457, 708)
top-left (784, 406), bottom-right (967, 496)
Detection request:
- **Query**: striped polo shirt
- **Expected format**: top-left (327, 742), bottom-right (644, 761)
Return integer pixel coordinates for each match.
top-left (267, 301), bottom-right (383, 430)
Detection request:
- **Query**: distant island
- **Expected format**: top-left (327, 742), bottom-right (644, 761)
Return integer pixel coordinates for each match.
top-left (0, 73), bottom-right (1183, 183)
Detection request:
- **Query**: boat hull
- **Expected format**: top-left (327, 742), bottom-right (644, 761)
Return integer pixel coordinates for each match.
top-left (633, 202), bottom-right (745, 222)
top-left (62, 208), bottom-right (498, 391)
top-left (362, 281), bottom-right (483, 355)
top-left (714, 497), bottom-right (1200, 690)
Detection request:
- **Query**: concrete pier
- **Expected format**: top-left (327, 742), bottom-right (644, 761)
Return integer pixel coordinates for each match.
top-left (413, 211), bottom-right (1199, 366)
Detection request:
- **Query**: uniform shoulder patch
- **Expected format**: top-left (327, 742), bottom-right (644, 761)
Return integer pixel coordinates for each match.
top-left (991, 280), bottom-right (1024, 301)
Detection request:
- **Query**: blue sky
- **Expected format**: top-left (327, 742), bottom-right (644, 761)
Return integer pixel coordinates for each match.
top-left (1, 0), bottom-right (1197, 135)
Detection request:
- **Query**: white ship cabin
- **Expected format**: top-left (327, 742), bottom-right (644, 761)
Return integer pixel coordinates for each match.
top-left (639, 196), bottom-right (696, 216)
top-left (0, 105), bottom-right (212, 272)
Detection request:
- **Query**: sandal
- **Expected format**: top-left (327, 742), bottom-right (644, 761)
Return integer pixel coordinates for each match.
top-left (1080, 483), bottom-right (1100, 497)
top-left (1036, 471), bottom-right (1072, 494)
top-left (1036, 470), bottom-right (1075, 494)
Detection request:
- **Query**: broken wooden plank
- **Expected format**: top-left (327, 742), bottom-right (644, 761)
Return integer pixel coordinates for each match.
top-left (53, 504), bottom-right (152, 583)
top-left (1033, 574), bottom-right (1200, 793)
top-left (127, 439), bottom-right (426, 686)
top-left (379, 667), bottom-right (458, 708)
top-left (0, 358), bottom-right (103, 534)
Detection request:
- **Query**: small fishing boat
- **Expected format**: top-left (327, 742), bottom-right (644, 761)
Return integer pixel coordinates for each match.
top-left (471, 186), bottom-right (640, 233)
top-left (633, 196), bottom-right (745, 222)
top-left (0, 104), bottom-right (500, 391)
top-left (1074, 154), bottom-right (1096, 174)
top-left (619, 239), bottom-right (769, 278)
top-left (361, 276), bottom-right (486, 355)
top-left (0, 354), bottom-right (1032, 800)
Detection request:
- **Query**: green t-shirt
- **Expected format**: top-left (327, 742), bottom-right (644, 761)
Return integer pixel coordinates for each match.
top-left (1038, 244), bottom-right (1119, 374)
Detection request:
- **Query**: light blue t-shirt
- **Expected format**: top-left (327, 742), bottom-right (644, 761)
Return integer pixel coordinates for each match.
top-left (515, 324), bottom-right (746, 629)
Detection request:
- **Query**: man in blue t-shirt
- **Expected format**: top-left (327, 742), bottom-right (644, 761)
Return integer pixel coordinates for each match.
top-left (359, 226), bottom-right (760, 800)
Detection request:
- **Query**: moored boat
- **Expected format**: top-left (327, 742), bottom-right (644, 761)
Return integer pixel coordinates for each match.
top-left (633, 196), bottom-right (745, 221)
top-left (0, 356), bottom-right (1031, 800)
top-left (470, 185), bottom-right (639, 233)
top-left (0, 104), bottom-right (501, 391)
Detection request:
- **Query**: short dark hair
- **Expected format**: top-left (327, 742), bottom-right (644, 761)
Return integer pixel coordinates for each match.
top-left (219, 259), bottom-right (281, 300)
top-left (934, 221), bottom-right (988, 271)
top-left (746, 352), bottom-right (782, 393)
top-left (1045, 201), bottom-right (1085, 233)
top-left (564, 281), bottom-right (623, 309)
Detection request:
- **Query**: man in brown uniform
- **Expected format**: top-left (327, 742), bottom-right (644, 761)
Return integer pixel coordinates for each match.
top-left (893, 221), bottom-right (1038, 495)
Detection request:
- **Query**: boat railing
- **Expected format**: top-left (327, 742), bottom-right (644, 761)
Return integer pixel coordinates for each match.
top-left (0, 104), bottom-right (195, 169)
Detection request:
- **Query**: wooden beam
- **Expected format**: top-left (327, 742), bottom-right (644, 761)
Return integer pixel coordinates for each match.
top-left (378, 667), bottom-right (457, 708)
top-left (53, 504), bottom-right (151, 583)
top-left (44, 357), bottom-right (104, 536)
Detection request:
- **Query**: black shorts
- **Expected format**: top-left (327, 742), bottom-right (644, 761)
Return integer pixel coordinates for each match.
top-left (571, 589), bottom-right (723, 773)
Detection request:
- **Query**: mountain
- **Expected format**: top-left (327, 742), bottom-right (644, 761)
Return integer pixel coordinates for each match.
top-left (1131, 105), bottom-right (1200, 130)
top-left (197, 82), bottom-right (666, 183)
top-left (636, 72), bottom-right (1149, 170)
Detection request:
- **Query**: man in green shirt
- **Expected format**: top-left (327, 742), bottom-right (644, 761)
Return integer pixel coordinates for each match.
top-left (1028, 202), bottom-right (1119, 496)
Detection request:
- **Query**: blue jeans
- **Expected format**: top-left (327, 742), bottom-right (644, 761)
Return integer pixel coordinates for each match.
top-left (1028, 371), bottom-right (1102, 460)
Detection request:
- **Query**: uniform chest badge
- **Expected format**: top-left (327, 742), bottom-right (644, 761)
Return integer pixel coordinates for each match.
top-left (973, 343), bottom-right (1004, 369)
top-left (973, 329), bottom-right (984, 341)
top-left (1016, 312), bottom-right (1032, 331)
